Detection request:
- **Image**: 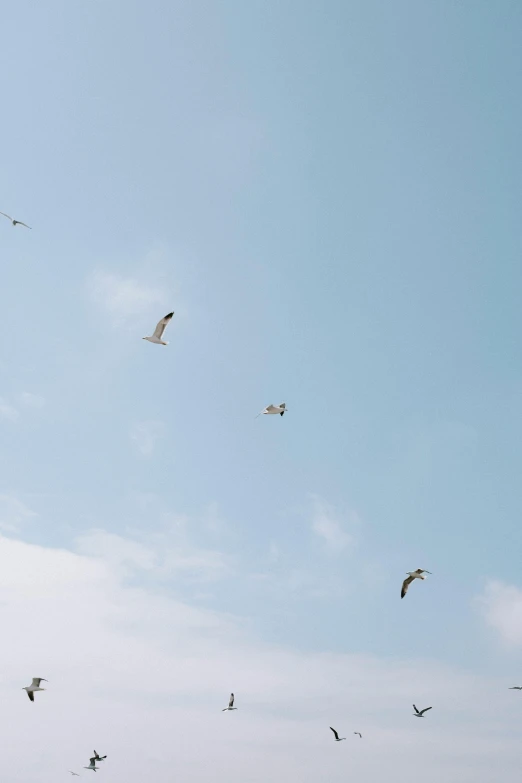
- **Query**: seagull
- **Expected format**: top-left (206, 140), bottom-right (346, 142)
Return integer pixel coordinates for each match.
top-left (68, 772), bottom-right (80, 777)
top-left (401, 569), bottom-right (432, 599)
top-left (222, 693), bottom-right (237, 711)
top-left (509, 686), bottom-right (522, 690)
top-left (255, 403), bottom-right (287, 418)
top-left (330, 727), bottom-right (346, 741)
top-left (23, 677), bottom-right (47, 701)
top-left (413, 704), bottom-right (432, 718)
top-left (354, 732), bottom-right (362, 738)
top-left (93, 751), bottom-right (107, 762)
top-left (143, 312), bottom-right (174, 345)
top-left (0, 212), bottom-right (31, 229)
top-left (84, 758), bottom-right (99, 772)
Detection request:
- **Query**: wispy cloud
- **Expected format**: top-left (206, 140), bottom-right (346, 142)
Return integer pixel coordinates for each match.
top-left (476, 580), bottom-right (522, 646)
top-left (309, 495), bottom-right (356, 554)
top-left (130, 420), bottom-right (166, 457)
top-left (0, 495), bottom-right (37, 532)
top-left (87, 269), bottom-right (167, 328)
top-left (0, 398), bottom-right (19, 422)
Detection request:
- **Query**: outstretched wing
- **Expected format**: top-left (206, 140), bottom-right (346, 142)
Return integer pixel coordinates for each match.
top-left (401, 576), bottom-right (414, 599)
top-left (419, 707), bottom-right (432, 715)
top-left (153, 312), bottom-right (174, 340)
top-left (13, 220), bottom-right (31, 229)
top-left (0, 211), bottom-right (13, 222)
top-left (413, 704), bottom-right (418, 713)
top-left (229, 693), bottom-right (234, 708)
top-left (32, 678), bottom-right (46, 687)
top-left (330, 727), bottom-right (339, 740)
top-left (27, 690), bottom-right (34, 702)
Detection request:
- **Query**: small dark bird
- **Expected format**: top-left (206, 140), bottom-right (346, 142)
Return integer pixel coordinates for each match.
top-left (330, 727), bottom-right (346, 741)
top-left (413, 704), bottom-right (432, 718)
top-left (509, 686), bottom-right (522, 690)
top-left (354, 732), bottom-right (362, 738)
top-left (93, 750), bottom-right (107, 762)
top-left (0, 211), bottom-right (31, 229)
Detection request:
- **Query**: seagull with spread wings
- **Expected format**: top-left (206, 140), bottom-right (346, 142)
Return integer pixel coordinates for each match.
top-left (255, 403), bottom-right (287, 418)
top-left (93, 751), bottom-right (106, 762)
top-left (413, 704), bottom-right (432, 718)
top-left (222, 693), bottom-right (237, 711)
top-left (401, 569), bottom-right (432, 599)
top-left (23, 677), bottom-right (47, 701)
top-left (84, 758), bottom-right (99, 772)
top-left (0, 211), bottom-right (31, 228)
top-left (143, 312), bottom-right (174, 345)
top-left (329, 727), bottom-right (346, 741)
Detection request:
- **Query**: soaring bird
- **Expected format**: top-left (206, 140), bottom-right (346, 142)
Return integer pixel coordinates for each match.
top-left (84, 758), bottom-right (99, 772)
top-left (255, 403), bottom-right (287, 418)
top-left (68, 773), bottom-right (80, 777)
top-left (354, 732), bottom-right (362, 738)
top-left (93, 751), bottom-right (107, 762)
top-left (330, 727), bottom-right (346, 741)
top-left (401, 569), bottom-right (432, 599)
top-left (413, 704), bottom-right (432, 718)
top-left (509, 686), bottom-right (522, 690)
top-left (0, 211), bottom-right (31, 229)
top-left (23, 678), bottom-right (47, 701)
top-left (143, 312), bottom-right (174, 345)
top-left (222, 693), bottom-right (237, 711)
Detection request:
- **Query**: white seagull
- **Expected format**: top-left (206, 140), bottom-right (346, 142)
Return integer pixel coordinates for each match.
top-left (222, 693), bottom-right (237, 711)
top-left (413, 704), bottom-right (432, 718)
top-left (84, 758), bottom-right (99, 772)
top-left (330, 727), bottom-right (346, 741)
top-left (509, 686), bottom-right (522, 690)
top-left (93, 751), bottom-right (107, 762)
top-left (143, 312), bottom-right (174, 345)
top-left (23, 677), bottom-right (47, 701)
top-left (0, 211), bottom-right (31, 229)
top-left (255, 403), bottom-right (287, 418)
top-left (354, 732), bottom-right (362, 738)
top-left (401, 568), bottom-right (432, 599)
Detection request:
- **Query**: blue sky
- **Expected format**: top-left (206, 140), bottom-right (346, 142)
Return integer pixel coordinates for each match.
top-left (1, 1), bottom-right (522, 780)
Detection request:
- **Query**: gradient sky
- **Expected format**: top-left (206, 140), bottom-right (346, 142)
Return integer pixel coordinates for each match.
top-left (1, 1), bottom-right (522, 781)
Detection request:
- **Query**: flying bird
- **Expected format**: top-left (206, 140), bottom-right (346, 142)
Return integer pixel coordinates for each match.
top-left (255, 403), bottom-right (287, 418)
top-left (93, 751), bottom-right (107, 762)
top-left (329, 727), bottom-right (346, 741)
top-left (222, 693), bottom-right (237, 711)
top-left (354, 732), bottom-right (362, 738)
top-left (509, 686), bottom-right (522, 690)
top-left (143, 312), bottom-right (174, 345)
top-left (68, 773), bottom-right (80, 777)
top-left (84, 758), bottom-right (99, 772)
top-left (413, 704), bottom-right (432, 718)
top-left (23, 677), bottom-right (47, 701)
top-left (0, 211), bottom-right (31, 229)
top-left (401, 569), bottom-right (432, 599)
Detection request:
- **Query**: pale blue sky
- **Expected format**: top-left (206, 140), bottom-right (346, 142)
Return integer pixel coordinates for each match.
top-left (1, 2), bottom-right (522, 780)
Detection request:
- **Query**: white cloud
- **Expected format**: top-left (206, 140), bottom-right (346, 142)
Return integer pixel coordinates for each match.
top-left (0, 533), bottom-right (518, 782)
top-left (87, 269), bottom-right (167, 328)
top-left (20, 392), bottom-right (45, 408)
top-left (0, 398), bottom-right (19, 422)
top-left (130, 420), bottom-right (165, 457)
top-left (477, 580), bottom-right (522, 646)
top-left (310, 496), bottom-right (356, 554)
top-left (0, 495), bottom-right (36, 532)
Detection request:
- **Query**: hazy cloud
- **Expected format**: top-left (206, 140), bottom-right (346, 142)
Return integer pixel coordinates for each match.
top-left (310, 495), bottom-right (356, 554)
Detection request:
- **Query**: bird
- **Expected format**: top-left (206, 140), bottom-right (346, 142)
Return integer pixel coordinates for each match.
top-left (23, 677), bottom-right (47, 701)
top-left (0, 211), bottom-right (31, 229)
top-left (330, 727), bottom-right (346, 741)
top-left (143, 312), bottom-right (174, 345)
top-left (255, 403), bottom-right (287, 418)
top-left (413, 704), bottom-right (432, 718)
top-left (68, 772), bottom-right (80, 777)
top-left (222, 693), bottom-right (237, 711)
top-left (84, 758), bottom-right (99, 772)
top-left (509, 686), bottom-right (522, 690)
top-left (401, 569), bottom-right (432, 599)
top-left (354, 732), bottom-right (362, 738)
top-left (93, 751), bottom-right (107, 762)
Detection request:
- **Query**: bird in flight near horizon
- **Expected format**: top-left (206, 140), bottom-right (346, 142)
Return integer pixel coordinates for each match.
top-left (143, 312), bottom-right (174, 345)
top-left (23, 677), bottom-right (47, 701)
top-left (330, 727), bottom-right (346, 741)
top-left (401, 569), bottom-right (432, 599)
top-left (0, 211), bottom-right (31, 228)
top-left (413, 704), bottom-right (432, 718)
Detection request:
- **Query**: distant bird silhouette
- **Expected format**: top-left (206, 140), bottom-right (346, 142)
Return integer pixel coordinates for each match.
top-left (509, 686), bottom-right (522, 690)
top-left (84, 757), bottom-right (98, 772)
top-left (93, 751), bottom-right (106, 762)
top-left (23, 678), bottom-right (47, 701)
top-left (330, 727), bottom-right (346, 741)
top-left (401, 569), bottom-right (432, 599)
top-left (413, 704), bottom-right (432, 718)
top-left (222, 693), bottom-right (237, 711)
top-left (354, 732), bottom-right (362, 738)
top-left (143, 312), bottom-right (174, 345)
top-left (0, 211), bottom-right (31, 229)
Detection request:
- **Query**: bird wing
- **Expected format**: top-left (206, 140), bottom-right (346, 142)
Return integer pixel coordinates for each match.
top-left (419, 707), bottom-right (432, 715)
top-left (152, 312), bottom-right (174, 340)
top-left (229, 693), bottom-right (234, 708)
top-left (401, 576), bottom-right (414, 598)
top-left (89, 758), bottom-right (96, 766)
top-left (32, 678), bottom-right (46, 687)
top-left (330, 727), bottom-right (339, 739)
top-left (27, 690), bottom-right (34, 701)
top-left (14, 221), bottom-right (31, 229)
top-left (0, 211), bottom-right (13, 222)
top-left (413, 704), bottom-right (419, 713)
top-left (278, 403), bottom-right (286, 409)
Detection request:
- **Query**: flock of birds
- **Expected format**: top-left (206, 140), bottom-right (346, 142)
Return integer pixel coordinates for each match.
top-left (4, 210), bottom-right (522, 775)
